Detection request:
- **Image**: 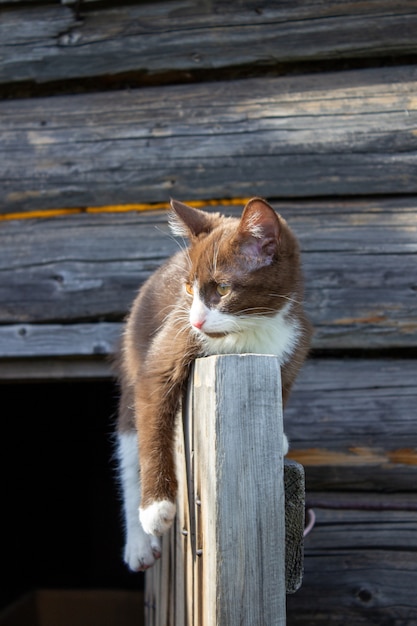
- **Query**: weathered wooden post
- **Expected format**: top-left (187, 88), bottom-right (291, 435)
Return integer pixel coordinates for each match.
top-left (146, 354), bottom-right (302, 626)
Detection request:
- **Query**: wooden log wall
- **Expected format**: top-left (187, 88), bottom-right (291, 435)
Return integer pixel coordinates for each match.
top-left (1, 1), bottom-right (416, 623)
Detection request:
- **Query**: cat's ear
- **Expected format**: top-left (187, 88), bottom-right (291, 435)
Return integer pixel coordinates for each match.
top-left (169, 199), bottom-right (216, 239)
top-left (236, 197), bottom-right (280, 264)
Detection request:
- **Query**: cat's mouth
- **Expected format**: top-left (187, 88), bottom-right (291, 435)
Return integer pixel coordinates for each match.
top-left (203, 331), bottom-right (230, 339)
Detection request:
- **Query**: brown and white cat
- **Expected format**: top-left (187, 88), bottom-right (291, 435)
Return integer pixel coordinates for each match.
top-left (116, 197), bottom-right (312, 571)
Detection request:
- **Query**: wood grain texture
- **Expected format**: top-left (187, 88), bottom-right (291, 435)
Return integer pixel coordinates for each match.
top-left (0, 357), bottom-right (110, 381)
top-left (0, 196), bottom-right (415, 350)
top-left (286, 358), bottom-right (417, 492)
top-left (1, 1), bottom-right (417, 85)
top-left (193, 355), bottom-right (286, 625)
top-left (0, 323), bottom-right (122, 358)
top-left (2, 66), bottom-right (417, 212)
top-left (286, 493), bottom-right (417, 624)
top-left (146, 355), bottom-right (290, 625)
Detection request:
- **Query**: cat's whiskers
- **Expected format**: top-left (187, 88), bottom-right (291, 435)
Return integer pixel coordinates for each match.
top-left (226, 317), bottom-right (243, 332)
top-left (151, 301), bottom-right (191, 338)
top-left (156, 303), bottom-right (176, 317)
top-left (201, 315), bottom-right (243, 336)
top-left (155, 225), bottom-right (188, 256)
top-left (167, 260), bottom-right (191, 276)
top-left (156, 223), bottom-right (193, 271)
top-left (267, 293), bottom-right (303, 306)
top-left (170, 232), bottom-right (193, 270)
top-left (211, 241), bottom-right (220, 276)
top-left (173, 308), bottom-right (191, 326)
top-left (173, 323), bottom-right (191, 342)
top-left (237, 306), bottom-right (282, 316)
top-left (151, 308), bottom-right (178, 337)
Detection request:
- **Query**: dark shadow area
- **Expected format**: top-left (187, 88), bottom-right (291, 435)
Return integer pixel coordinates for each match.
top-left (1, 55), bottom-right (417, 101)
top-left (0, 380), bottom-right (144, 613)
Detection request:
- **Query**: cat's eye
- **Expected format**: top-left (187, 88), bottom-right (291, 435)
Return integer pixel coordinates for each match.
top-left (216, 283), bottom-right (231, 297)
top-left (185, 282), bottom-right (194, 296)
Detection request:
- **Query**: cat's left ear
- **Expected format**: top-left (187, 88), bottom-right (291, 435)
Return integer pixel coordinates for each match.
top-left (169, 199), bottom-right (216, 239)
top-left (236, 197), bottom-right (280, 264)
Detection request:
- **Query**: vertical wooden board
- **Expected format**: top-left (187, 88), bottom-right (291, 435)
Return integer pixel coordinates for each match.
top-left (191, 356), bottom-right (217, 626)
top-left (174, 404), bottom-right (193, 626)
top-left (145, 515), bottom-right (171, 626)
top-left (174, 430), bottom-right (185, 626)
top-left (144, 560), bottom-right (155, 626)
top-left (182, 387), bottom-right (198, 626)
top-left (145, 411), bottom-right (189, 626)
top-left (192, 354), bottom-right (287, 626)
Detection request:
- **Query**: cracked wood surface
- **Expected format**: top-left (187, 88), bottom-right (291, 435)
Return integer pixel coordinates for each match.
top-left (2, 66), bottom-right (417, 212)
top-left (1, 1), bottom-right (417, 85)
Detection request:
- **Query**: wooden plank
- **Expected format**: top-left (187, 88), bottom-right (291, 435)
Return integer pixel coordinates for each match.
top-left (2, 66), bottom-right (417, 212)
top-left (1, 1), bottom-right (417, 85)
top-left (304, 492), bottom-right (417, 535)
top-left (0, 323), bottom-right (122, 358)
top-left (281, 197), bottom-right (417, 350)
top-left (0, 196), bottom-right (415, 349)
top-left (286, 493), bottom-right (417, 624)
top-left (0, 212), bottom-right (173, 323)
top-left (304, 490), bottom-right (417, 516)
top-left (0, 357), bottom-right (110, 381)
top-left (0, 0), bottom-right (43, 4)
top-left (193, 355), bottom-right (286, 624)
top-left (147, 355), bottom-right (288, 625)
top-left (285, 358), bottom-right (417, 492)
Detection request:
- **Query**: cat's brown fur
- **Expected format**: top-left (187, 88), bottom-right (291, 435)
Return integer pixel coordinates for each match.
top-left (117, 197), bottom-right (312, 549)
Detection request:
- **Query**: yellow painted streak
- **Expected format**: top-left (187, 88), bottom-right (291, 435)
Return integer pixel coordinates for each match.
top-left (287, 447), bottom-right (393, 467)
top-left (388, 448), bottom-right (417, 466)
top-left (288, 446), bottom-right (417, 467)
top-left (0, 207), bottom-right (84, 221)
top-left (0, 197), bottom-right (251, 222)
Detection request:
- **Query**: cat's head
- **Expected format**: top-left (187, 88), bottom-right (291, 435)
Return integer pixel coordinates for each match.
top-left (169, 198), bottom-right (302, 339)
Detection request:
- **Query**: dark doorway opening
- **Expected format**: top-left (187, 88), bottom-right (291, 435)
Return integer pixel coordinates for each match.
top-left (0, 379), bottom-right (143, 612)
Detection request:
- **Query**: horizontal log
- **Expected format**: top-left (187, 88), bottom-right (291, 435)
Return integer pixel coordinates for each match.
top-left (0, 357), bottom-right (110, 381)
top-left (304, 491), bottom-right (417, 516)
top-left (287, 493), bottom-right (417, 624)
top-left (0, 212), bottom-right (173, 323)
top-left (0, 323), bottom-right (122, 358)
top-left (1, 1), bottom-right (417, 85)
top-left (2, 66), bottom-right (417, 211)
top-left (285, 358), bottom-right (417, 492)
top-left (0, 196), bottom-right (416, 349)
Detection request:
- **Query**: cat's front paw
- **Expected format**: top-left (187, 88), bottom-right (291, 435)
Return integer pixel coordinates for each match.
top-left (140, 500), bottom-right (176, 536)
top-left (124, 530), bottom-right (161, 572)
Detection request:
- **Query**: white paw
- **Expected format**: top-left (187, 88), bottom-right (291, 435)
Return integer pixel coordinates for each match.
top-left (124, 529), bottom-right (161, 572)
top-left (283, 433), bottom-right (289, 456)
top-left (140, 500), bottom-right (176, 536)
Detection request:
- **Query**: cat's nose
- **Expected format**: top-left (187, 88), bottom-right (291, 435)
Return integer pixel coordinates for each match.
top-left (192, 319), bottom-right (205, 330)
